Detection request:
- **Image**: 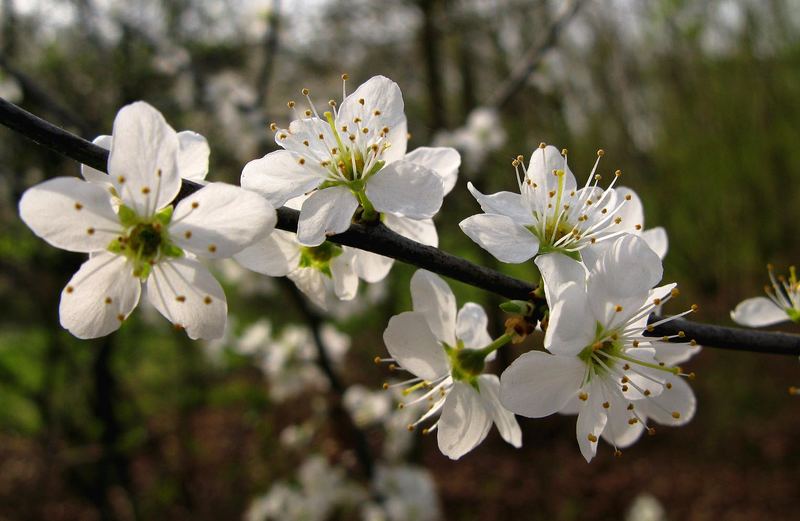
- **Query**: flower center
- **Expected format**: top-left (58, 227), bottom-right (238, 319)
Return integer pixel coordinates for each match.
top-left (108, 205), bottom-right (183, 279)
top-left (299, 242), bottom-right (343, 277)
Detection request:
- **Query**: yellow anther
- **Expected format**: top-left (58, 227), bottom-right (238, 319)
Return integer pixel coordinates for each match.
top-left (578, 392), bottom-right (588, 401)
top-left (203, 296), bottom-right (212, 305)
top-left (671, 288), bottom-right (680, 297)
top-left (647, 427), bottom-right (656, 436)
top-left (597, 149), bottom-right (604, 156)
top-left (287, 100), bottom-right (295, 108)
top-left (382, 382), bottom-right (389, 389)
top-left (628, 418), bottom-right (638, 425)
top-left (614, 217), bottom-right (622, 224)
top-left (305, 110), bottom-right (312, 117)
top-left (624, 194), bottom-right (632, 201)
top-left (587, 434), bottom-right (598, 443)
top-left (358, 98), bottom-right (365, 105)
top-left (691, 304), bottom-right (699, 312)
top-left (561, 148), bottom-right (568, 156)
top-left (74, 202), bottom-right (83, 210)
top-left (341, 73), bottom-right (349, 80)
top-left (627, 403), bottom-right (634, 410)
top-left (298, 158), bottom-right (306, 165)
top-left (671, 411), bottom-right (681, 419)
top-left (615, 169), bottom-right (621, 177)
top-left (635, 224), bottom-right (642, 230)
top-left (592, 342), bottom-right (603, 351)
top-left (602, 402), bottom-right (610, 409)
top-left (615, 305), bottom-right (623, 312)
top-left (644, 389), bottom-right (651, 396)
top-left (539, 142), bottom-right (546, 149)
top-left (407, 424), bottom-right (414, 431)
top-left (621, 376), bottom-right (629, 384)
top-left (269, 123), bottom-right (278, 131)
top-left (301, 88), bottom-right (309, 95)
top-left (666, 382), bottom-right (673, 390)
top-left (373, 356), bottom-right (382, 364)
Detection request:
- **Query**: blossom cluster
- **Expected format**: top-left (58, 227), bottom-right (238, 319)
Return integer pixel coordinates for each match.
top-left (18, 75), bottom-right (705, 464)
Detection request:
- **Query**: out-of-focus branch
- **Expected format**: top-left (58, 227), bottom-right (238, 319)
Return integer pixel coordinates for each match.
top-left (417, 0), bottom-right (447, 132)
top-left (2, 97), bottom-right (800, 356)
top-left (487, 0), bottom-right (587, 109)
top-left (253, 0), bottom-right (281, 113)
top-left (280, 279), bottom-right (375, 479)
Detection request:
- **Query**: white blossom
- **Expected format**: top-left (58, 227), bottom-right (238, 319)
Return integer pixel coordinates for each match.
top-left (460, 144), bottom-right (666, 267)
top-left (500, 235), bottom-right (698, 462)
top-left (731, 264), bottom-right (800, 327)
top-left (381, 270), bottom-right (521, 459)
top-left (240, 76), bottom-right (459, 286)
top-left (18, 101), bottom-right (276, 339)
top-left (234, 196), bottom-right (358, 309)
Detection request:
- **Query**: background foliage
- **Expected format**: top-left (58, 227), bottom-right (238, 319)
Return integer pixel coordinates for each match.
top-left (0, 0), bottom-right (799, 519)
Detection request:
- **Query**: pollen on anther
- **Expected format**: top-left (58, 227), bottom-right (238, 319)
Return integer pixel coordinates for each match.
top-left (184, 231), bottom-right (192, 239)
top-left (65, 285), bottom-right (74, 294)
top-left (117, 176), bottom-right (126, 184)
top-left (578, 392), bottom-right (588, 401)
top-left (142, 187), bottom-right (151, 194)
top-left (614, 217), bottom-right (622, 224)
top-left (269, 123), bottom-right (278, 131)
top-left (105, 297), bottom-right (112, 304)
top-left (287, 101), bottom-right (295, 108)
top-left (597, 149), bottom-right (604, 156)
top-left (644, 389), bottom-right (652, 396)
top-left (374, 110), bottom-right (381, 116)
top-left (615, 305), bottom-right (623, 312)
top-left (671, 288), bottom-right (680, 297)
top-left (298, 158), bottom-right (306, 165)
top-left (74, 202), bottom-right (83, 211)
top-left (671, 411), bottom-right (681, 419)
top-left (191, 201), bottom-right (199, 209)
top-left (647, 427), bottom-right (656, 436)
top-left (176, 295), bottom-right (186, 303)
top-left (691, 304), bottom-right (699, 312)
top-left (87, 227), bottom-right (95, 235)
top-left (666, 382), bottom-right (673, 389)
top-left (539, 142), bottom-right (546, 149)
top-left (602, 401), bottom-right (610, 409)
top-left (358, 98), bottom-right (365, 105)
top-left (208, 244), bottom-right (217, 253)
top-left (204, 296), bottom-right (212, 305)
top-left (406, 424), bottom-right (414, 432)
top-left (587, 434), bottom-right (598, 443)
top-left (117, 314), bottom-right (125, 322)
top-left (635, 224), bottom-right (642, 230)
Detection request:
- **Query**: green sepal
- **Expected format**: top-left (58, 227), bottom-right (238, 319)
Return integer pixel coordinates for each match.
top-left (362, 159), bottom-right (385, 180)
top-left (118, 205), bottom-right (138, 227)
top-left (107, 238), bottom-right (123, 254)
top-left (162, 243), bottom-right (184, 258)
top-left (787, 308), bottom-right (800, 323)
top-left (155, 205), bottom-right (174, 226)
top-left (133, 262), bottom-right (152, 280)
top-left (500, 300), bottom-right (534, 315)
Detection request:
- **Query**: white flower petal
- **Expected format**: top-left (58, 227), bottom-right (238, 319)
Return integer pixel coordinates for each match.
top-left (171, 183), bottom-right (276, 259)
top-left (456, 302), bottom-right (491, 349)
top-left (653, 340), bottom-right (702, 366)
top-left (437, 382), bottom-right (492, 460)
top-left (404, 146), bottom-right (460, 195)
top-left (146, 257), bottom-right (227, 340)
top-left (177, 130), bottom-right (210, 182)
top-left (330, 247), bottom-right (359, 300)
top-left (610, 187), bottom-right (645, 235)
top-left (296, 186), bottom-right (359, 247)
top-left (287, 267), bottom-right (328, 310)
top-left (535, 252), bottom-right (587, 303)
top-left (367, 161), bottom-right (444, 219)
top-left (543, 281), bottom-right (596, 356)
top-left (527, 145), bottom-right (577, 195)
top-left (478, 374), bottom-right (522, 448)
top-left (59, 252), bottom-right (141, 339)
top-left (337, 76), bottom-right (407, 159)
top-left (499, 351), bottom-right (585, 418)
top-left (383, 214), bottom-right (438, 247)
top-left (233, 229), bottom-right (300, 276)
top-left (576, 381), bottom-right (608, 463)
top-left (383, 311), bottom-right (449, 381)
top-left (459, 214), bottom-right (540, 263)
top-left (639, 374), bottom-right (696, 426)
top-left (352, 249), bottom-right (394, 283)
top-left (19, 177), bottom-right (122, 253)
top-left (641, 227), bottom-right (669, 259)
top-left (410, 270), bottom-right (457, 346)
top-left (241, 150), bottom-right (325, 207)
top-left (731, 296), bottom-right (789, 327)
top-left (108, 101), bottom-right (180, 216)
top-left (81, 135), bottom-right (113, 184)
top-left (601, 391), bottom-right (644, 448)
top-left (466, 182), bottom-right (534, 225)
top-left (588, 235), bottom-right (663, 326)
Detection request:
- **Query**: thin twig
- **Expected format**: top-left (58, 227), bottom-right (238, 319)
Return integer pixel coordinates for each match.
top-left (280, 279), bottom-right (375, 479)
top-left (1, 96), bottom-right (800, 356)
top-left (487, 0), bottom-right (587, 109)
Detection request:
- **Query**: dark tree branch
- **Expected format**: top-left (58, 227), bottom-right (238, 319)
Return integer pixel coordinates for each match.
top-left (2, 96), bottom-right (800, 356)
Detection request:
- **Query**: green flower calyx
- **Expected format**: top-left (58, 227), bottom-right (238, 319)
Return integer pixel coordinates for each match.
top-left (107, 205), bottom-right (183, 280)
top-left (299, 241), bottom-right (343, 277)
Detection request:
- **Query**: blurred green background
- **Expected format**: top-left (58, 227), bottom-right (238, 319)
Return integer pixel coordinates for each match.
top-left (1, 0), bottom-right (799, 519)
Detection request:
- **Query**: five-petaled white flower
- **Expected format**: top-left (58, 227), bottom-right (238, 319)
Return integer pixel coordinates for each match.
top-left (500, 235), bottom-right (698, 462)
top-left (731, 264), bottom-right (800, 327)
top-left (460, 144), bottom-right (667, 266)
top-left (381, 270), bottom-right (521, 460)
top-left (234, 195), bottom-right (358, 309)
top-left (18, 101), bottom-right (276, 339)
top-left (240, 75), bottom-right (460, 265)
